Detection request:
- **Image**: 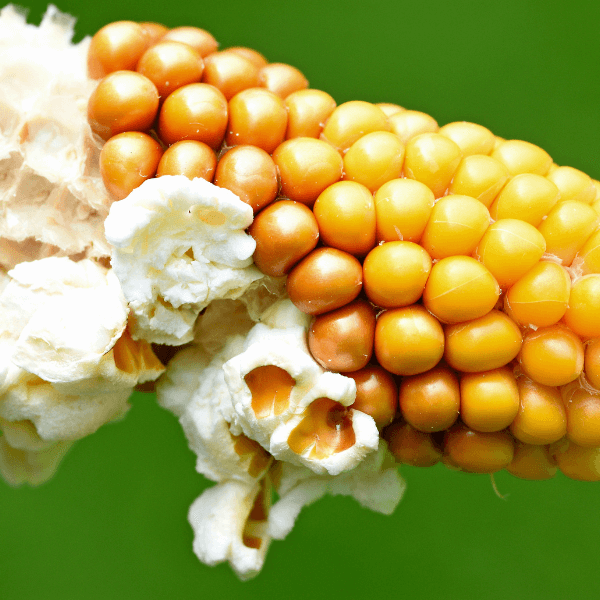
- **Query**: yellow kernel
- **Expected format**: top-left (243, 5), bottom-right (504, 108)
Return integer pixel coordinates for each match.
top-left (375, 305), bottom-right (444, 376)
top-left (584, 338), bottom-right (600, 390)
top-left (460, 367), bottom-right (520, 433)
top-left (342, 131), bottom-right (405, 192)
top-left (507, 442), bottom-right (557, 480)
top-left (373, 178), bottom-right (434, 243)
top-left (258, 62), bottom-right (308, 99)
top-left (510, 376), bottom-right (567, 445)
top-left (388, 110), bottom-right (438, 144)
top-left (423, 256), bottom-right (499, 324)
top-left (443, 424), bottom-right (514, 474)
top-left (313, 181), bottom-right (376, 256)
top-left (564, 385), bottom-right (600, 447)
top-left (504, 261), bottom-right (570, 328)
top-left (285, 89), bottom-right (336, 139)
top-left (519, 325), bottom-right (584, 387)
top-left (399, 366), bottom-right (460, 432)
top-left (537, 200), bottom-right (599, 266)
top-left (547, 165), bottom-right (596, 205)
top-left (490, 173), bottom-right (559, 226)
top-left (376, 103), bottom-right (405, 117)
top-left (475, 219), bottom-right (546, 288)
top-left (572, 227), bottom-right (600, 275)
top-left (420, 194), bottom-right (490, 259)
top-left (444, 310), bottom-right (522, 373)
top-left (491, 139), bottom-right (552, 176)
top-left (448, 154), bottom-right (510, 209)
top-left (552, 441), bottom-right (600, 482)
top-left (363, 241), bottom-right (432, 308)
top-left (385, 422), bottom-right (442, 467)
top-left (245, 365), bottom-right (294, 419)
top-left (438, 121), bottom-right (495, 157)
top-left (321, 101), bottom-right (389, 153)
top-left (404, 133), bottom-right (462, 198)
top-left (563, 275), bottom-right (600, 338)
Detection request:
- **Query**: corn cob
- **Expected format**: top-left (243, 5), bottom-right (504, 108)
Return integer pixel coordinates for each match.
top-left (85, 18), bottom-right (600, 484)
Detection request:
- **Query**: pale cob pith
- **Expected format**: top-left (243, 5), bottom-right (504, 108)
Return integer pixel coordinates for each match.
top-left (85, 18), bottom-right (600, 484)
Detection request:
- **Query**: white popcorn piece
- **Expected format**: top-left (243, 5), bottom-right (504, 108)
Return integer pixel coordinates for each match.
top-left (223, 300), bottom-right (380, 476)
top-left (104, 176), bottom-right (264, 346)
top-left (189, 477), bottom-right (272, 581)
top-left (268, 442), bottom-right (405, 540)
top-left (0, 257), bottom-right (164, 454)
top-left (0, 5), bottom-right (111, 270)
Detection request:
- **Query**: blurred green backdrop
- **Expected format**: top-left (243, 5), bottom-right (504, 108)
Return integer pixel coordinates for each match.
top-left (2, 0), bottom-right (600, 598)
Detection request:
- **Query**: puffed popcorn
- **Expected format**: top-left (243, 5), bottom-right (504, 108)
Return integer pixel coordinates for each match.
top-left (223, 300), bottom-right (380, 476)
top-left (0, 5), bottom-right (111, 271)
top-left (104, 176), bottom-right (264, 346)
top-left (0, 257), bottom-right (164, 477)
top-left (188, 477), bottom-right (272, 581)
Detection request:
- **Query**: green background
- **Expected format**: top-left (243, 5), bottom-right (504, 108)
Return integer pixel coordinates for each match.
top-left (2, 0), bottom-right (600, 598)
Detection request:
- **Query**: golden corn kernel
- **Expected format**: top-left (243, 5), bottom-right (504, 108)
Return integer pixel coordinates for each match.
top-left (438, 121), bottom-right (495, 157)
top-left (285, 89), bottom-right (336, 139)
top-left (547, 165), bottom-right (596, 205)
top-left (564, 385), bottom-right (600, 448)
top-left (584, 338), bottom-right (600, 390)
top-left (552, 440), bottom-right (600, 482)
top-left (491, 139), bottom-right (552, 176)
top-left (507, 442), bottom-right (557, 480)
top-left (244, 365), bottom-right (295, 419)
top-left (563, 275), bottom-right (600, 338)
top-left (573, 227), bottom-right (600, 275)
top-left (385, 422), bottom-right (442, 467)
top-left (388, 110), bottom-right (438, 144)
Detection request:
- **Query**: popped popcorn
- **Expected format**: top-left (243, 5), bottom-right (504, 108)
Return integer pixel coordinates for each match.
top-left (0, 4), bottom-right (111, 270)
top-left (104, 175), bottom-right (263, 346)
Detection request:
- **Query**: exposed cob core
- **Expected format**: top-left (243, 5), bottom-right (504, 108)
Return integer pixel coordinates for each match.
top-left (86, 19), bottom-right (600, 484)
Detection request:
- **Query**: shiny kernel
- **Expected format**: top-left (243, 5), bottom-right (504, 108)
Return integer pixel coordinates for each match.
top-left (214, 145), bottom-right (278, 213)
top-left (563, 275), bottom-right (600, 338)
top-left (420, 194), bottom-right (490, 259)
top-left (573, 227), bottom-right (600, 275)
top-left (510, 377), bottom-right (567, 444)
top-left (308, 300), bottom-right (375, 372)
top-left (519, 325), bottom-right (584, 387)
top-left (547, 165), bottom-right (596, 205)
top-left (136, 41), bottom-right (204, 100)
top-left (288, 398), bottom-right (355, 460)
top-left (342, 131), bottom-right (405, 192)
top-left (490, 173), bottom-right (559, 226)
top-left (223, 47), bottom-right (268, 69)
top-left (376, 103), bottom-right (405, 117)
top-left (258, 62), bottom-right (308, 98)
top-left (162, 26), bottom-right (218, 57)
top-left (491, 139), bottom-right (552, 176)
top-left (504, 261), bottom-right (570, 328)
top-left (404, 133), bottom-right (462, 198)
top-left (313, 181), bottom-right (376, 256)
top-left (552, 441), bottom-right (600, 481)
top-left (286, 247), bottom-right (363, 316)
top-left (388, 110), bottom-right (438, 144)
top-left (139, 22), bottom-right (169, 44)
top-left (345, 366), bottom-right (398, 429)
top-left (226, 88), bottom-right (288, 154)
top-left (363, 241), bottom-right (432, 308)
top-left (423, 256), bottom-right (499, 324)
top-left (321, 101), bottom-right (390, 153)
top-left (87, 21), bottom-right (150, 79)
top-left (438, 121), bottom-right (495, 157)
top-left (156, 140), bottom-right (216, 181)
top-left (375, 305), bottom-right (444, 376)
top-left (373, 178), bottom-right (434, 243)
top-left (444, 310), bottom-right (522, 373)
top-left (564, 386), bottom-right (600, 447)
top-left (538, 200), bottom-right (599, 266)
top-left (99, 131), bottom-right (163, 200)
top-left (249, 200), bottom-right (319, 277)
top-left (385, 422), bottom-right (442, 467)
top-left (475, 219), bottom-right (546, 288)
top-left (202, 52), bottom-right (260, 100)
top-left (399, 366), bottom-right (460, 432)
top-left (460, 367), bottom-right (520, 432)
top-left (448, 154), bottom-right (510, 209)
top-left (158, 83), bottom-right (227, 148)
top-left (443, 424), bottom-right (514, 474)
top-left (584, 338), bottom-right (600, 390)
top-left (285, 89), bottom-right (336, 139)
top-left (88, 71), bottom-right (159, 140)
top-left (507, 442), bottom-right (557, 480)
top-left (273, 138), bottom-right (343, 205)
top-left (245, 365), bottom-right (294, 419)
